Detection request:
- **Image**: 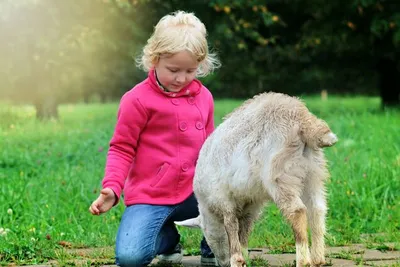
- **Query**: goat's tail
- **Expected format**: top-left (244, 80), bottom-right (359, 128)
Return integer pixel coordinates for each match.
top-left (300, 116), bottom-right (338, 148)
top-left (317, 131), bottom-right (338, 148)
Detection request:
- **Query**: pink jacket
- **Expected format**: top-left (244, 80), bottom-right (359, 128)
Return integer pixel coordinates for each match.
top-left (102, 70), bottom-right (215, 206)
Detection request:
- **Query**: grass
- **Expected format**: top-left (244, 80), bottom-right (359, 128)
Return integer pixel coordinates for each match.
top-left (0, 95), bottom-right (399, 265)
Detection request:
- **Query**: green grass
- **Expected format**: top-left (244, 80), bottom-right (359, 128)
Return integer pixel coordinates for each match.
top-left (0, 95), bottom-right (399, 265)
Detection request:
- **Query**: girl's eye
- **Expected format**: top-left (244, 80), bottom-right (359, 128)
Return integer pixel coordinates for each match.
top-left (168, 69), bottom-right (178, 73)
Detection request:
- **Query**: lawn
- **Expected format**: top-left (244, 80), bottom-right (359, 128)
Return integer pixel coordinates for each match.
top-left (0, 95), bottom-right (399, 265)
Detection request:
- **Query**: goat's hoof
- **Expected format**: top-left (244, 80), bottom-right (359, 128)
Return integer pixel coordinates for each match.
top-left (231, 253), bottom-right (246, 267)
top-left (311, 258), bottom-right (326, 266)
top-left (297, 259), bottom-right (311, 267)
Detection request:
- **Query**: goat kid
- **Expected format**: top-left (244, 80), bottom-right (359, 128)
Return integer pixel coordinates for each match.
top-left (176, 92), bottom-right (338, 267)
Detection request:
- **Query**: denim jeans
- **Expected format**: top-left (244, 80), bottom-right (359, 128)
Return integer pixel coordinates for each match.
top-left (115, 194), bottom-right (213, 267)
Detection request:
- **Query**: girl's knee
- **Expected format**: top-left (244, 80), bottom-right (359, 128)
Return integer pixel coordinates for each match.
top-left (116, 249), bottom-right (153, 267)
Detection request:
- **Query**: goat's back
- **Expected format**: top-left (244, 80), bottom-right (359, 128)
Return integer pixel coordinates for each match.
top-left (193, 92), bottom-right (335, 209)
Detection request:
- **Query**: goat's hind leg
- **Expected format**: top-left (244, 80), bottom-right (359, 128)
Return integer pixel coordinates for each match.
top-left (269, 136), bottom-right (312, 266)
top-left (273, 183), bottom-right (311, 267)
top-left (302, 180), bottom-right (327, 266)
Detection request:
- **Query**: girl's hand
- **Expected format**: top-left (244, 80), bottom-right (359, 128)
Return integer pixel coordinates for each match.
top-left (89, 188), bottom-right (117, 215)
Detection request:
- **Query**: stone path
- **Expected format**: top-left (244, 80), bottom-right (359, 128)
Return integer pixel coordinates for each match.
top-left (166, 244), bottom-right (400, 266)
top-left (11, 243), bottom-right (400, 267)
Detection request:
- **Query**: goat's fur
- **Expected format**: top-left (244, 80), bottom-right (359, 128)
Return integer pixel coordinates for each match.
top-left (176, 92), bottom-right (338, 267)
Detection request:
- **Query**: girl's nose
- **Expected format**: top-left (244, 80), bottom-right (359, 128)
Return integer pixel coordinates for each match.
top-left (176, 74), bottom-right (185, 83)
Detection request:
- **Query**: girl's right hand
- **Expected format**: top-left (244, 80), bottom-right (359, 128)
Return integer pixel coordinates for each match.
top-left (89, 188), bottom-right (117, 215)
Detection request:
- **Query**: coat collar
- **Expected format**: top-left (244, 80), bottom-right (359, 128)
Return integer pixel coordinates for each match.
top-left (147, 69), bottom-right (202, 97)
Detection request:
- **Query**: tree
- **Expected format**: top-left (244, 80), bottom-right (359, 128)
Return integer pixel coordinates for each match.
top-left (207, 0), bottom-right (400, 106)
top-left (2, 0), bottom-right (399, 115)
top-left (0, 0), bottom-right (145, 119)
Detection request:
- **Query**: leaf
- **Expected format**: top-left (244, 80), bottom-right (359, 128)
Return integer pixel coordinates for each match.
top-left (371, 18), bottom-right (389, 37)
top-left (393, 29), bottom-right (400, 47)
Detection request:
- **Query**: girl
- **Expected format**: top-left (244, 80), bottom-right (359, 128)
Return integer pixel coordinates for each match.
top-left (89, 10), bottom-right (220, 267)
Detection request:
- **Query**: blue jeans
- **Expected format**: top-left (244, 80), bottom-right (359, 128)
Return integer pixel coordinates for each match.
top-left (115, 194), bottom-right (213, 266)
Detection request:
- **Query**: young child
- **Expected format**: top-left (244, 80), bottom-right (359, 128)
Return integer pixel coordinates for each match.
top-left (89, 10), bottom-right (220, 267)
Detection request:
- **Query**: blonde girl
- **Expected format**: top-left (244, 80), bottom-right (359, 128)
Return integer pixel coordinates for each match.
top-left (89, 10), bottom-right (220, 267)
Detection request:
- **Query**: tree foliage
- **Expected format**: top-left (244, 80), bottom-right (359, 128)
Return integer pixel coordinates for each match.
top-left (0, 0), bottom-right (398, 119)
top-left (208, 0), bottom-right (400, 100)
top-left (0, 0), bottom-right (146, 118)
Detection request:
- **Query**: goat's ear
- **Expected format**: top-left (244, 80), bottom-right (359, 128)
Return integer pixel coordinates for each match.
top-left (174, 216), bottom-right (201, 228)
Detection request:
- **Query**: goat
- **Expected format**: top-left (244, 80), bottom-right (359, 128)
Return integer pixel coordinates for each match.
top-left (176, 92), bottom-right (338, 267)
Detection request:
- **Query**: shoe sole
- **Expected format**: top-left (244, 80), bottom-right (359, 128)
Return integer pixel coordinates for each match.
top-left (158, 253), bottom-right (183, 264)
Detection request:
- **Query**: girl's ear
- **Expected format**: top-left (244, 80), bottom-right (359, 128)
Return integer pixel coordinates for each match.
top-left (152, 56), bottom-right (160, 68)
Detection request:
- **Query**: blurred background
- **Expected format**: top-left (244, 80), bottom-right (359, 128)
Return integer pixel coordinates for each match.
top-left (1, 1), bottom-right (399, 264)
top-left (1, 0), bottom-right (399, 120)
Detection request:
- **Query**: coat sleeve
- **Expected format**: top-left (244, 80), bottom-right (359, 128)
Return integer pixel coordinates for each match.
top-left (102, 92), bottom-right (148, 203)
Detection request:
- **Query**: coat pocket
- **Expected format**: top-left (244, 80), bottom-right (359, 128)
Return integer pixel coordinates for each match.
top-left (150, 162), bottom-right (171, 187)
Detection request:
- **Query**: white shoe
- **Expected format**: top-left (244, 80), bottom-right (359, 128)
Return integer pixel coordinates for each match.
top-left (158, 244), bottom-right (183, 264)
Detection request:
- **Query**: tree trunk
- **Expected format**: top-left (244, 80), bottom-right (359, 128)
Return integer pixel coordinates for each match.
top-left (99, 92), bottom-right (107, 103)
top-left (377, 57), bottom-right (400, 109)
top-left (35, 98), bottom-right (59, 120)
top-left (83, 91), bottom-right (90, 104)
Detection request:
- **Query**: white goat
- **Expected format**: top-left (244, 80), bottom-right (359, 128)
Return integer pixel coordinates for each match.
top-left (176, 92), bottom-right (338, 267)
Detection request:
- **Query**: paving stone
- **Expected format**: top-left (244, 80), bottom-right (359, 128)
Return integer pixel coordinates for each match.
top-left (176, 256), bottom-right (202, 266)
top-left (327, 244), bottom-right (367, 254)
top-left (255, 253), bottom-right (295, 266)
top-left (365, 259), bottom-right (400, 266)
top-left (327, 258), bottom-right (360, 266)
top-left (362, 250), bottom-right (400, 261)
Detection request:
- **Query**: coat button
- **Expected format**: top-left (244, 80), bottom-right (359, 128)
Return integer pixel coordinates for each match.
top-left (171, 99), bottom-right (180, 105)
top-left (188, 97), bottom-right (195, 105)
top-left (179, 122), bottom-right (188, 131)
top-left (195, 121), bottom-right (204, 130)
top-left (181, 162), bottom-right (189, 172)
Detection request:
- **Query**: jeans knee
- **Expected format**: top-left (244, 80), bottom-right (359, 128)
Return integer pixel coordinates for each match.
top-left (116, 249), bottom-right (153, 267)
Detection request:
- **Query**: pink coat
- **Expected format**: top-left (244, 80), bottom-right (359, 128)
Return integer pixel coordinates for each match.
top-left (102, 70), bottom-right (215, 206)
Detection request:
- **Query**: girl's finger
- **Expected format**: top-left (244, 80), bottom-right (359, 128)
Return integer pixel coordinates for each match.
top-left (90, 204), bottom-right (100, 215)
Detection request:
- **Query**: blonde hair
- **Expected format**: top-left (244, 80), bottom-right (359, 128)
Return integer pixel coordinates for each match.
top-left (136, 10), bottom-right (220, 77)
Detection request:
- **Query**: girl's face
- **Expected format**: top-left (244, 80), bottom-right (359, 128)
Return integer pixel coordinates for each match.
top-left (154, 50), bottom-right (199, 92)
